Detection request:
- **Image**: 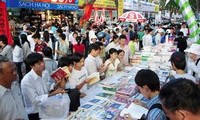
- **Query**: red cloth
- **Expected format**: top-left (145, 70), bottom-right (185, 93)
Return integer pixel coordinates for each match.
top-left (0, 1), bottom-right (13, 45)
top-left (73, 44), bottom-right (85, 55)
top-left (35, 42), bottom-right (47, 53)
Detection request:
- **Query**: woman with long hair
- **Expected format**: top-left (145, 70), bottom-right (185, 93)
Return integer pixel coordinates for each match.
top-left (12, 36), bottom-right (24, 82)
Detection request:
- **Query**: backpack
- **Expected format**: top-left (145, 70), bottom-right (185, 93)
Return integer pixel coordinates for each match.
top-left (147, 103), bottom-right (170, 120)
top-left (192, 58), bottom-right (200, 77)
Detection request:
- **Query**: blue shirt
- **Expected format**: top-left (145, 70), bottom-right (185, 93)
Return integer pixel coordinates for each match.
top-left (146, 95), bottom-right (167, 120)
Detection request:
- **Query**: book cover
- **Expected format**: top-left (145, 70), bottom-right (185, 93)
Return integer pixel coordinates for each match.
top-left (87, 72), bottom-right (100, 85)
top-left (50, 67), bottom-right (69, 81)
top-left (116, 83), bottom-right (136, 96)
top-left (95, 92), bottom-right (114, 100)
top-left (112, 94), bottom-right (130, 104)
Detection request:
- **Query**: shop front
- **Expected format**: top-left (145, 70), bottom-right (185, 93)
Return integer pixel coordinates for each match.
top-left (6, 0), bottom-right (79, 25)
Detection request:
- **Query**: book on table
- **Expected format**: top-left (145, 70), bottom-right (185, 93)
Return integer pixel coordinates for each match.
top-left (95, 92), bottom-right (114, 100)
top-left (120, 102), bottom-right (148, 119)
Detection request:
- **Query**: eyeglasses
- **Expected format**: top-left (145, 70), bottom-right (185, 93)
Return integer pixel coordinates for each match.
top-left (0, 55), bottom-right (9, 62)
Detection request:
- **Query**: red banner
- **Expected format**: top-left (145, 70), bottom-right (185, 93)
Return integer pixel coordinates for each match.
top-left (0, 1), bottom-right (13, 44)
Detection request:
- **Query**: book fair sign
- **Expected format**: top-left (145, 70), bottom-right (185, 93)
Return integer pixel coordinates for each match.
top-left (6, 0), bottom-right (79, 10)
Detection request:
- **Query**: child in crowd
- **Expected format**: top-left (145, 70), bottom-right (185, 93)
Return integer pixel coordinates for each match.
top-left (69, 53), bottom-right (92, 98)
top-left (104, 48), bottom-right (120, 77)
top-left (117, 49), bottom-right (127, 71)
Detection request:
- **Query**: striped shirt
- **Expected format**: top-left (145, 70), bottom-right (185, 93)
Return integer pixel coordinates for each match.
top-left (146, 95), bottom-right (167, 120)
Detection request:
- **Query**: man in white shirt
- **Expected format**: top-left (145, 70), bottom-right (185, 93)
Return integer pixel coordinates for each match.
top-left (27, 27), bottom-right (37, 52)
top-left (116, 35), bottom-right (131, 65)
top-left (21, 53), bottom-right (66, 120)
top-left (69, 53), bottom-right (91, 97)
top-left (0, 55), bottom-right (28, 120)
top-left (180, 22), bottom-right (189, 37)
top-left (85, 43), bottom-right (101, 76)
top-left (143, 28), bottom-right (153, 47)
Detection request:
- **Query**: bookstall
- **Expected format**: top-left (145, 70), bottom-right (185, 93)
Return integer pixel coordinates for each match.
top-left (68, 43), bottom-right (176, 120)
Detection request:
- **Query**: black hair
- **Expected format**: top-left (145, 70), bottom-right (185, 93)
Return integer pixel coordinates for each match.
top-left (116, 28), bottom-right (119, 31)
top-left (30, 27), bottom-right (36, 33)
top-left (43, 46), bottom-right (53, 59)
top-left (108, 48), bottom-right (118, 58)
top-left (59, 33), bottom-right (66, 41)
top-left (95, 41), bottom-right (104, 47)
top-left (43, 31), bottom-right (50, 43)
top-left (117, 49), bottom-right (125, 55)
top-left (58, 56), bottom-right (73, 68)
top-left (20, 34), bottom-right (30, 47)
top-left (0, 34), bottom-right (8, 45)
top-left (170, 51), bottom-right (186, 70)
top-left (13, 36), bottom-right (22, 48)
top-left (159, 78), bottom-right (200, 114)
top-left (26, 53), bottom-right (43, 66)
top-left (177, 31), bottom-right (184, 36)
top-left (135, 69), bottom-right (160, 91)
top-left (88, 43), bottom-right (101, 53)
top-left (76, 36), bottom-right (81, 45)
top-left (73, 32), bottom-right (78, 36)
top-left (119, 34), bottom-right (126, 40)
top-left (57, 28), bottom-right (63, 34)
top-left (72, 52), bottom-right (84, 63)
top-left (32, 33), bottom-right (40, 39)
top-left (111, 34), bottom-right (119, 42)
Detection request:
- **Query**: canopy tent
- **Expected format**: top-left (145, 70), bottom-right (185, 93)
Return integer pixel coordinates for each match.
top-left (119, 11), bottom-right (146, 23)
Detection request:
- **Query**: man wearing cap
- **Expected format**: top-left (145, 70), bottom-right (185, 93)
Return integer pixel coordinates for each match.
top-left (185, 44), bottom-right (200, 82)
top-left (167, 51), bottom-right (196, 83)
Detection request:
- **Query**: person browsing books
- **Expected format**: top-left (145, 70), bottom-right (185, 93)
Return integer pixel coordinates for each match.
top-left (21, 53), bottom-right (66, 120)
top-left (69, 53), bottom-right (92, 98)
top-left (125, 69), bottom-right (167, 120)
top-left (104, 48), bottom-right (120, 77)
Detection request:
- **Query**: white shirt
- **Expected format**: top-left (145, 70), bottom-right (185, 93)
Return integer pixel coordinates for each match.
top-left (27, 34), bottom-right (35, 52)
top-left (180, 28), bottom-right (188, 37)
top-left (13, 46), bottom-right (23, 62)
top-left (105, 42), bottom-right (118, 52)
top-left (104, 58), bottom-right (120, 77)
top-left (21, 69), bottom-right (52, 114)
top-left (0, 82), bottom-right (28, 120)
top-left (187, 59), bottom-right (200, 82)
top-left (22, 42), bottom-right (31, 60)
top-left (143, 34), bottom-right (153, 47)
top-left (0, 45), bottom-right (13, 61)
top-left (116, 45), bottom-right (131, 65)
top-left (69, 67), bottom-right (88, 93)
top-left (155, 34), bottom-right (161, 45)
top-left (85, 54), bottom-right (98, 76)
top-left (173, 73), bottom-right (196, 83)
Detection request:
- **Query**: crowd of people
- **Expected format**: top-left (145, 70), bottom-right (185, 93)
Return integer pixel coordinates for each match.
top-left (0, 17), bottom-right (200, 120)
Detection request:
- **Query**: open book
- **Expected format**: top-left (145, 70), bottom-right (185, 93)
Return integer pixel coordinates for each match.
top-left (120, 102), bottom-right (148, 119)
top-left (87, 72), bottom-right (100, 85)
top-left (51, 67), bottom-right (70, 81)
